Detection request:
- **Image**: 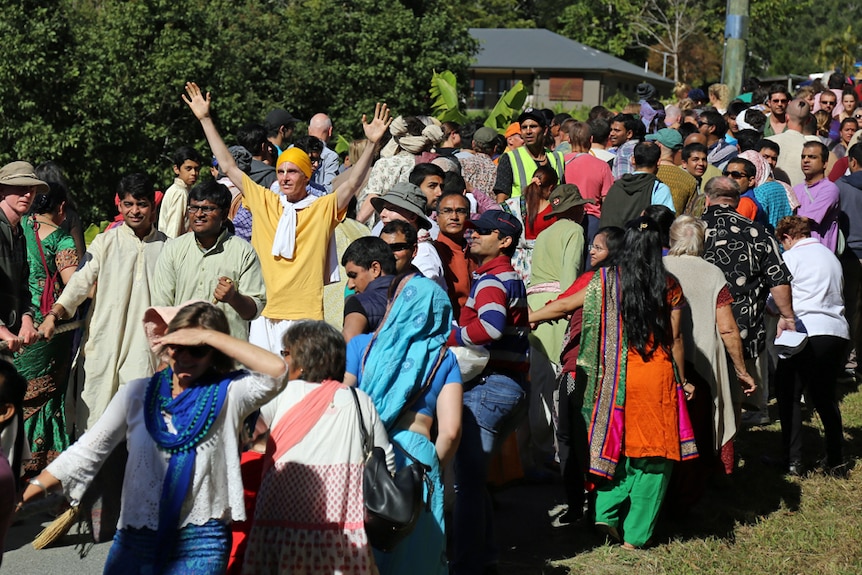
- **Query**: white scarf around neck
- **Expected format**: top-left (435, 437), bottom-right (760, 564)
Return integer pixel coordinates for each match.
top-left (272, 193), bottom-right (318, 259)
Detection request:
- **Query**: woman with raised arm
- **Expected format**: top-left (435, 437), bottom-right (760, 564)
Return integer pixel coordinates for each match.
top-left (20, 302), bottom-right (287, 574)
top-left (529, 226), bottom-right (624, 525)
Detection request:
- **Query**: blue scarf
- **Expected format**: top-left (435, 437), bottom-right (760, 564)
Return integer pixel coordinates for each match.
top-left (359, 275), bottom-right (452, 430)
top-left (144, 367), bottom-right (234, 553)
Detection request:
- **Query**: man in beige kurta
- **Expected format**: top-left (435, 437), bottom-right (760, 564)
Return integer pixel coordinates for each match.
top-left (40, 174), bottom-right (167, 433)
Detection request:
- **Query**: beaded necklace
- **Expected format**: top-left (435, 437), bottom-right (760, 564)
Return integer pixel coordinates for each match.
top-left (143, 366), bottom-right (234, 560)
top-left (146, 368), bottom-right (223, 454)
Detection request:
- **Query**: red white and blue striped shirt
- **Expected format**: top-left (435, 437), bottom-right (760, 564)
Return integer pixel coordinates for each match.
top-left (448, 255), bottom-right (529, 379)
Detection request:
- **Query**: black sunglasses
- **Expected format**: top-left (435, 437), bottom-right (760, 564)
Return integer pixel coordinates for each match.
top-left (475, 228), bottom-right (497, 236)
top-left (723, 170), bottom-right (748, 179)
top-left (388, 242), bottom-right (415, 252)
top-left (167, 344), bottom-right (212, 358)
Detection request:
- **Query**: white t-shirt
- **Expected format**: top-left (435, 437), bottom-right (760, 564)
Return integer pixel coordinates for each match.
top-left (782, 237), bottom-right (850, 339)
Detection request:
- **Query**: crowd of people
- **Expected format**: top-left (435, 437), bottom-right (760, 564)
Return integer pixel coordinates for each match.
top-left (0, 71), bottom-right (860, 572)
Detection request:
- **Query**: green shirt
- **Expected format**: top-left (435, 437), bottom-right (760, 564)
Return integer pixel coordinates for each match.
top-left (152, 230), bottom-right (266, 341)
top-left (527, 219), bottom-right (585, 363)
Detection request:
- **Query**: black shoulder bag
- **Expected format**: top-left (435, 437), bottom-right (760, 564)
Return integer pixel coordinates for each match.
top-left (349, 347), bottom-right (446, 552)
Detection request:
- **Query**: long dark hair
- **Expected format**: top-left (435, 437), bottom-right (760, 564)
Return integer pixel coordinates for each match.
top-left (617, 216), bottom-right (673, 360)
top-left (594, 226), bottom-right (624, 268)
top-left (524, 165), bottom-right (558, 230)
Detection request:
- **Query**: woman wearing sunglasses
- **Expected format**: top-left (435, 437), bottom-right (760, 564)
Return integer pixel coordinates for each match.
top-left (19, 301), bottom-right (287, 574)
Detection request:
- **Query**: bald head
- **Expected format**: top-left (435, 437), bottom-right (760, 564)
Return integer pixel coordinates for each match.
top-left (308, 113), bottom-right (333, 142)
top-left (684, 132), bottom-right (707, 147)
top-left (787, 99), bottom-right (811, 127)
top-left (704, 175), bottom-right (741, 208)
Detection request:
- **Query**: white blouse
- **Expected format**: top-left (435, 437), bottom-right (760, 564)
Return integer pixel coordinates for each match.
top-left (48, 369), bottom-right (286, 530)
top-left (782, 238), bottom-right (850, 339)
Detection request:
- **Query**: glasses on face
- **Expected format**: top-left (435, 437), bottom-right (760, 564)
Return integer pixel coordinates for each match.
top-left (167, 344), bottom-right (212, 358)
top-left (588, 244), bottom-right (606, 251)
top-left (475, 228), bottom-right (497, 236)
top-left (723, 170), bottom-right (748, 179)
top-left (387, 242), bottom-right (415, 252)
top-left (821, 99), bottom-right (836, 106)
top-left (771, 98), bottom-right (788, 104)
top-left (187, 205), bottom-right (219, 214)
top-left (439, 207), bottom-right (469, 216)
top-left (698, 122), bottom-right (709, 128)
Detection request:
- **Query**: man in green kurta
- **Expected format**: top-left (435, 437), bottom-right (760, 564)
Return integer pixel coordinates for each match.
top-left (151, 180), bottom-right (266, 341)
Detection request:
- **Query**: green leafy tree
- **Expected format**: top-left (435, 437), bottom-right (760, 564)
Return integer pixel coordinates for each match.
top-left (0, 1), bottom-right (77, 177)
top-left (817, 25), bottom-right (862, 75)
top-left (557, 0), bottom-right (639, 58)
top-left (452, 0), bottom-right (536, 28)
top-left (0, 0), bottom-right (475, 224)
top-left (273, 0), bottom-right (476, 136)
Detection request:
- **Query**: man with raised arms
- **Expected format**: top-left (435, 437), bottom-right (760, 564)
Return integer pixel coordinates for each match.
top-left (183, 82), bottom-right (390, 353)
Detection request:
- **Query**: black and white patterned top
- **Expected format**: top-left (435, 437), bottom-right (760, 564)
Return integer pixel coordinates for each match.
top-left (702, 205), bottom-right (791, 358)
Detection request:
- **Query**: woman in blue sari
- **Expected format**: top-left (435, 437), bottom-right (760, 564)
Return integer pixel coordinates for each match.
top-left (344, 274), bottom-right (462, 575)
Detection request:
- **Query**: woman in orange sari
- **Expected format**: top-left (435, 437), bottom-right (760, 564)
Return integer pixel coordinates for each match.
top-left (578, 216), bottom-right (696, 549)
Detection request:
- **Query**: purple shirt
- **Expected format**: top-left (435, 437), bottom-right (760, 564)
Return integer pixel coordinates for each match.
top-left (793, 177), bottom-right (840, 252)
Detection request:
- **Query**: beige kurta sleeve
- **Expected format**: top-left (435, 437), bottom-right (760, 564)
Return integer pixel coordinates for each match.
top-left (157, 179), bottom-right (189, 239)
top-left (55, 231), bottom-right (105, 316)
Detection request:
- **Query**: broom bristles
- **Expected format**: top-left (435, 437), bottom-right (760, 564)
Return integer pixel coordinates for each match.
top-left (32, 506), bottom-right (79, 549)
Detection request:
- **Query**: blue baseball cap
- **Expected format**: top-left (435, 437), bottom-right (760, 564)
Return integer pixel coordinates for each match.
top-left (472, 210), bottom-right (523, 240)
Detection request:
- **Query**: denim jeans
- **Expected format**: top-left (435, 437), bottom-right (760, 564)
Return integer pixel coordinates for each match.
top-left (451, 373), bottom-right (527, 574)
top-left (103, 519), bottom-right (230, 575)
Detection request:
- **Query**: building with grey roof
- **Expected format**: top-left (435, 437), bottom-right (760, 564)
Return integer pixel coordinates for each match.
top-left (468, 28), bottom-right (674, 110)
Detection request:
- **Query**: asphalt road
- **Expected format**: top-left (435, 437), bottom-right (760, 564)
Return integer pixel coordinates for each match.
top-left (3, 513), bottom-right (110, 574)
top-left (3, 478), bottom-right (576, 574)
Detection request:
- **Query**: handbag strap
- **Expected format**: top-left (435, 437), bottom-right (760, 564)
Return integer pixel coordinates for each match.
top-left (349, 386), bottom-right (373, 456)
top-left (349, 386), bottom-right (432, 471)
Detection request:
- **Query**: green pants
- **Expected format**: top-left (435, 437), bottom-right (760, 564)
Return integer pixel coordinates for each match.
top-left (594, 456), bottom-right (672, 547)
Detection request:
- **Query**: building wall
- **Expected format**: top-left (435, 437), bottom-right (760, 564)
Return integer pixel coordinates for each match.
top-left (530, 75), bottom-right (602, 109)
top-left (468, 72), bottom-right (535, 109)
top-left (469, 70), bottom-right (669, 112)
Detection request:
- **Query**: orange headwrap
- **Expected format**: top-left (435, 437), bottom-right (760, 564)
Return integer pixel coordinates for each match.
top-left (276, 147), bottom-right (313, 179)
top-left (505, 122), bottom-right (521, 138)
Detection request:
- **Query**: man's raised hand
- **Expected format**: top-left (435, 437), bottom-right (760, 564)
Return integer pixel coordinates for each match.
top-left (362, 103), bottom-right (392, 145)
top-left (182, 82), bottom-right (212, 121)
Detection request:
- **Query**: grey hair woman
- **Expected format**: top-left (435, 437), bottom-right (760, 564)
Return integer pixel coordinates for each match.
top-left (662, 215), bottom-right (755, 512)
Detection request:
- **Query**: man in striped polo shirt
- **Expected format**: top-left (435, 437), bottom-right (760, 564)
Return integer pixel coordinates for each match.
top-left (448, 210), bottom-right (529, 575)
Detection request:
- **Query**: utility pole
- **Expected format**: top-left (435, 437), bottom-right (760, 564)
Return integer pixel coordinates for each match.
top-left (723, 0), bottom-right (749, 99)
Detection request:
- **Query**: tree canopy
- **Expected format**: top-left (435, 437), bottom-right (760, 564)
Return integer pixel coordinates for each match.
top-left (0, 0), bottom-right (476, 224)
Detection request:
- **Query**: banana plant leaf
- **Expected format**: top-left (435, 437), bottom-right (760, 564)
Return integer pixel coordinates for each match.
top-left (84, 221), bottom-right (110, 247)
top-left (334, 134), bottom-right (351, 156)
top-left (430, 70), bottom-right (468, 124)
top-left (484, 81), bottom-right (528, 133)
